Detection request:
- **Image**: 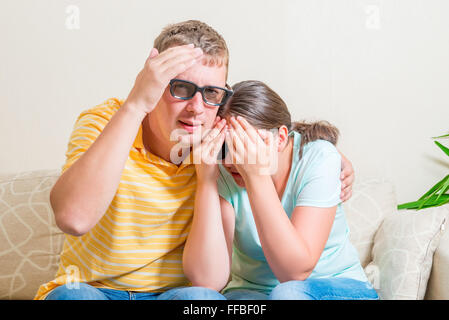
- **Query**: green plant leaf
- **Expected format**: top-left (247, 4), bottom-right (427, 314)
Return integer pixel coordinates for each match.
top-left (418, 194), bottom-right (449, 210)
top-left (418, 174), bottom-right (449, 200)
top-left (435, 141), bottom-right (449, 157)
top-left (424, 194), bottom-right (449, 207)
top-left (433, 133), bottom-right (449, 139)
top-left (397, 132), bottom-right (449, 211)
top-left (436, 176), bottom-right (449, 200)
top-left (398, 194), bottom-right (449, 210)
top-left (398, 201), bottom-right (421, 210)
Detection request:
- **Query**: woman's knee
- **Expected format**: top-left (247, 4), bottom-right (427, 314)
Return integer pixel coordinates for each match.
top-left (158, 286), bottom-right (226, 300)
top-left (268, 280), bottom-right (315, 300)
top-left (269, 278), bottom-right (379, 300)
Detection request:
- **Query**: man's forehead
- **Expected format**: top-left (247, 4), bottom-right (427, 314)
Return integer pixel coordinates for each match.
top-left (176, 60), bottom-right (227, 86)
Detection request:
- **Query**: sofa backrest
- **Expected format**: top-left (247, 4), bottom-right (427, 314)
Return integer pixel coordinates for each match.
top-left (0, 170), bottom-right (64, 300)
top-left (343, 178), bottom-right (398, 267)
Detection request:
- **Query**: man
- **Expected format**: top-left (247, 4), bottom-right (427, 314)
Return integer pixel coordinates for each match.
top-left (35, 20), bottom-right (354, 300)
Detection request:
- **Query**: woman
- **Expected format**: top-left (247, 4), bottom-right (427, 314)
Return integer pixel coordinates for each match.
top-left (182, 80), bottom-right (378, 300)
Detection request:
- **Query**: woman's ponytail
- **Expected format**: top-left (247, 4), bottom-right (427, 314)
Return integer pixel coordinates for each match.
top-left (290, 121), bottom-right (340, 159)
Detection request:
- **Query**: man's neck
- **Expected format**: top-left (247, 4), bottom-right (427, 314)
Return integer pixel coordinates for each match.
top-left (141, 115), bottom-right (174, 163)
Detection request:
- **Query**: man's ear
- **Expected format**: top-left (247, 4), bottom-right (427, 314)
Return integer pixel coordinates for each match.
top-left (277, 125), bottom-right (289, 152)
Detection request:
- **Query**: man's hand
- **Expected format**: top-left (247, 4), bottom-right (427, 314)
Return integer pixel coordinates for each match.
top-left (340, 153), bottom-right (355, 202)
top-left (125, 44), bottom-right (204, 115)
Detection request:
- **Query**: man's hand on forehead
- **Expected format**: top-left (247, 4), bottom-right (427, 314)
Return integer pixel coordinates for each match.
top-left (147, 44), bottom-right (204, 75)
top-left (124, 44), bottom-right (203, 116)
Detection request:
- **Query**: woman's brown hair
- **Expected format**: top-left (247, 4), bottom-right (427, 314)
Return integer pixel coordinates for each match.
top-left (219, 80), bottom-right (340, 158)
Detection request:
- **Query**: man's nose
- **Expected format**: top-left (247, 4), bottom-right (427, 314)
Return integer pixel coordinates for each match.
top-left (185, 92), bottom-right (205, 114)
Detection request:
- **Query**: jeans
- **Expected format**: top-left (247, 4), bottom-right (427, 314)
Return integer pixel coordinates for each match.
top-left (45, 282), bottom-right (226, 300)
top-left (224, 278), bottom-right (379, 300)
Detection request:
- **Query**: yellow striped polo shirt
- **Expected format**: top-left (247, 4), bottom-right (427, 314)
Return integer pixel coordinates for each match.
top-left (35, 98), bottom-right (197, 299)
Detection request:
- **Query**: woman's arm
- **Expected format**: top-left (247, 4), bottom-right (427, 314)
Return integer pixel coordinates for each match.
top-left (220, 196), bottom-right (236, 270)
top-left (182, 118), bottom-right (234, 291)
top-left (182, 181), bottom-right (235, 291)
top-left (244, 176), bottom-right (335, 282)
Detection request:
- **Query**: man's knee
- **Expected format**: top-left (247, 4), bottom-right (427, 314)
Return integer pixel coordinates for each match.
top-left (45, 283), bottom-right (108, 300)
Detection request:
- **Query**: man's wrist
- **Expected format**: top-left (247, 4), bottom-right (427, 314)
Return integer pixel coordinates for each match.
top-left (121, 100), bottom-right (151, 121)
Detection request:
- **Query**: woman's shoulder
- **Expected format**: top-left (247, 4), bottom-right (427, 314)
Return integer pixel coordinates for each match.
top-left (300, 138), bottom-right (340, 159)
top-left (291, 137), bottom-right (342, 182)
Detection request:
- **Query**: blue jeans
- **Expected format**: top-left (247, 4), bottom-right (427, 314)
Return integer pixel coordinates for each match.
top-left (45, 283), bottom-right (226, 300)
top-left (224, 278), bottom-right (379, 300)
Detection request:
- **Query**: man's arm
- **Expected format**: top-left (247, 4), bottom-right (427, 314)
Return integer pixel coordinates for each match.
top-left (339, 151), bottom-right (355, 202)
top-left (51, 45), bottom-right (203, 236)
top-left (51, 104), bottom-right (145, 236)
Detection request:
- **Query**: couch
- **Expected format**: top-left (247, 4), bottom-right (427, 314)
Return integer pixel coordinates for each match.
top-left (0, 169), bottom-right (448, 300)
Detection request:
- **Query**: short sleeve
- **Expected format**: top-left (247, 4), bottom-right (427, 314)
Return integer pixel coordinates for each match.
top-left (62, 99), bottom-right (120, 173)
top-left (295, 142), bottom-right (342, 208)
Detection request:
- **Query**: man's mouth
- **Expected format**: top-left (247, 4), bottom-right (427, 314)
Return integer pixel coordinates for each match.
top-left (178, 120), bottom-right (202, 133)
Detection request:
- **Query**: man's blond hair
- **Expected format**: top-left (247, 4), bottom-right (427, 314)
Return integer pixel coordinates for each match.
top-left (154, 20), bottom-right (229, 77)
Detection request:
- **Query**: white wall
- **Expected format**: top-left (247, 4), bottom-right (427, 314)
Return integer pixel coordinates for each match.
top-left (1, 0), bottom-right (448, 204)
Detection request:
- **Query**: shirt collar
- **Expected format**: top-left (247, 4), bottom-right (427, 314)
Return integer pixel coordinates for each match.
top-left (133, 125), bottom-right (194, 171)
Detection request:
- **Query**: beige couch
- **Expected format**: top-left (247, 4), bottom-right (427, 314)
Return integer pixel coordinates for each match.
top-left (0, 169), bottom-right (448, 300)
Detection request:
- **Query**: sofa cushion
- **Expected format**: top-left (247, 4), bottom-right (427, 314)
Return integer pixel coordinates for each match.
top-left (0, 170), bottom-right (64, 300)
top-left (344, 178), bottom-right (397, 267)
top-left (367, 205), bottom-right (449, 300)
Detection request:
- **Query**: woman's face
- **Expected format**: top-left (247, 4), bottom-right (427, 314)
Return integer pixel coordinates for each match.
top-left (221, 115), bottom-right (289, 188)
top-left (221, 115), bottom-right (274, 188)
top-left (222, 155), bottom-right (246, 187)
top-left (221, 115), bottom-right (246, 187)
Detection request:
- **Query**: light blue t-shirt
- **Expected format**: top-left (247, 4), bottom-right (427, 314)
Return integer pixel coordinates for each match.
top-left (217, 131), bottom-right (367, 294)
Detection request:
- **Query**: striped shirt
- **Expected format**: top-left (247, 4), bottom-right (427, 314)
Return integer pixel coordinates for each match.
top-left (35, 98), bottom-right (196, 299)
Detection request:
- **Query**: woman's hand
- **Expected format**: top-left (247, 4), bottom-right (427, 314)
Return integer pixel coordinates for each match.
top-left (226, 116), bottom-right (278, 181)
top-left (193, 117), bottom-right (227, 181)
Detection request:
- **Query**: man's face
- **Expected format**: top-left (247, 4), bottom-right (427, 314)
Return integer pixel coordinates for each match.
top-left (147, 61), bottom-right (227, 157)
